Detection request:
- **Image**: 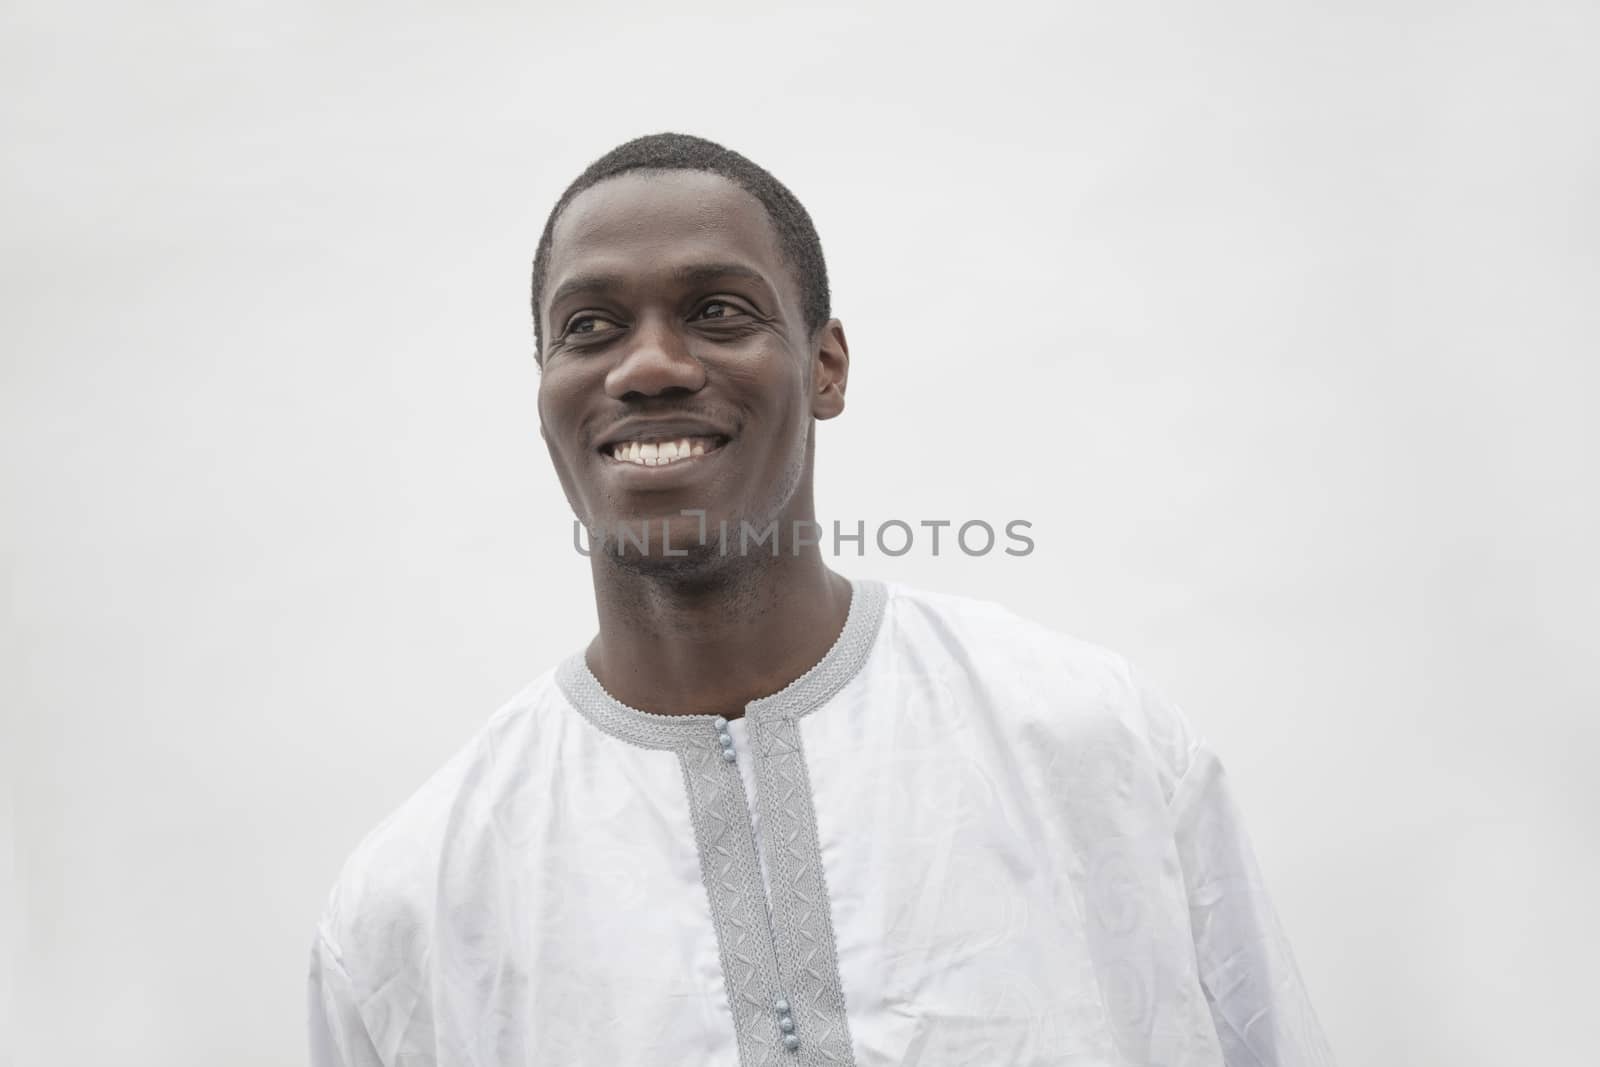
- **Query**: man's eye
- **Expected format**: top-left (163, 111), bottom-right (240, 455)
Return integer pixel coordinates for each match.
top-left (566, 315), bottom-right (618, 336)
top-left (695, 301), bottom-right (740, 320)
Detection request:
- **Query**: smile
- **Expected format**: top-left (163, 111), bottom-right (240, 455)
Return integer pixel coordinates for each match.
top-left (604, 435), bottom-right (728, 467)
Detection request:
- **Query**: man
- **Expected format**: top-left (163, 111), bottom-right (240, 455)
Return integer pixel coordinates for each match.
top-left (308, 133), bottom-right (1334, 1066)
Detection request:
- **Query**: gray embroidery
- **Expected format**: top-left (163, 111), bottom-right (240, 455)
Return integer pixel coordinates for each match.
top-left (555, 655), bottom-right (724, 750)
top-left (751, 715), bottom-right (855, 1064)
top-left (555, 579), bottom-right (887, 1067)
top-left (680, 744), bottom-right (787, 1066)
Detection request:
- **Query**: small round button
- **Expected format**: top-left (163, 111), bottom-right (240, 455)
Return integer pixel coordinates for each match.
top-left (783, 1034), bottom-right (800, 1050)
top-left (774, 997), bottom-right (790, 1013)
top-left (721, 749), bottom-right (737, 762)
top-left (779, 1016), bottom-right (794, 1033)
top-left (713, 716), bottom-right (729, 730)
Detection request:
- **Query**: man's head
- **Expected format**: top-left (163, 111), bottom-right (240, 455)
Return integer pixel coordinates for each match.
top-left (531, 134), bottom-right (831, 356)
top-left (532, 133), bottom-right (849, 577)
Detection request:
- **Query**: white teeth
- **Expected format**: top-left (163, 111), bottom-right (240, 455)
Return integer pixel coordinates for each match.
top-left (610, 435), bottom-right (721, 466)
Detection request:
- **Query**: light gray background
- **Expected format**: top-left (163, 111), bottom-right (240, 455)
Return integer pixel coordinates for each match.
top-left (4, 2), bottom-right (1597, 1064)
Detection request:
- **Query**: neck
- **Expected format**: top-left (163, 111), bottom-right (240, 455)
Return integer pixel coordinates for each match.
top-left (585, 547), bottom-right (852, 719)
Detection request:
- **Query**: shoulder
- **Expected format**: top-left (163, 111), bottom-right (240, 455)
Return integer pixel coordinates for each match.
top-left (877, 580), bottom-right (1203, 801)
top-left (313, 670), bottom-right (563, 974)
top-left (879, 580), bottom-right (1130, 684)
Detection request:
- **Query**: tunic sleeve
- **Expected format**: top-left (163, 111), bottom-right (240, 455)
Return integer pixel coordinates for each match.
top-left (308, 928), bottom-right (386, 1067)
top-left (1168, 743), bottom-right (1337, 1066)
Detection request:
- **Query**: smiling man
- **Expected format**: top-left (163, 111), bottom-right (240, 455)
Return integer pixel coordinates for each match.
top-left (308, 133), bottom-right (1334, 1066)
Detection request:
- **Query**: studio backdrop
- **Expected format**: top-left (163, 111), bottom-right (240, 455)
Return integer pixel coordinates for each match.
top-left (4, 2), bottom-right (1597, 1065)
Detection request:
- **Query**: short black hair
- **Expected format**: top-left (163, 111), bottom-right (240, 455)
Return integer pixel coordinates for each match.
top-left (530, 132), bottom-right (831, 357)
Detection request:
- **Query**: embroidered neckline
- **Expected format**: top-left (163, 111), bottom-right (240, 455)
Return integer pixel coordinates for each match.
top-left (555, 578), bottom-right (887, 750)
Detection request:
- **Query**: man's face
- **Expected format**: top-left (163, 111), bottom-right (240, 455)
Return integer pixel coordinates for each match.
top-left (536, 169), bottom-right (846, 568)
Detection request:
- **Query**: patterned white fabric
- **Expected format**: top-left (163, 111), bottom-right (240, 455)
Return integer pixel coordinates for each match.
top-left (308, 579), bottom-right (1334, 1066)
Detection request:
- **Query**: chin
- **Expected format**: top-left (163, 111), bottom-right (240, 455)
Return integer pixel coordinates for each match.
top-left (578, 508), bottom-right (717, 561)
top-left (598, 537), bottom-right (742, 585)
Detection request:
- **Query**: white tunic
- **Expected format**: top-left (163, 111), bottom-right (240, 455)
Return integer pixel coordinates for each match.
top-left (308, 579), bottom-right (1334, 1066)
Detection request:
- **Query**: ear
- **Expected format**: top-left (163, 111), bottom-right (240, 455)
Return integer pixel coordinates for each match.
top-left (811, 319), bottom-right (849, 421)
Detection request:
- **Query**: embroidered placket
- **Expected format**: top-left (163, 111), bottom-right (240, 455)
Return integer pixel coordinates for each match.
top-left (556, 579), bottom-right (886, 1067)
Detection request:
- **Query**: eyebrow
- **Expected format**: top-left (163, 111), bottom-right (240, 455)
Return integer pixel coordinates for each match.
top-left (545, 261), bottom-right (776, 317)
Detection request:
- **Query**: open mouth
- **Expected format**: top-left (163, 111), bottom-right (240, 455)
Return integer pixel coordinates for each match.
top-left (602, 435), bottom-right (730, 467)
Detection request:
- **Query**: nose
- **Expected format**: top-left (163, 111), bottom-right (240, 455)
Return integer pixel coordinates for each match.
top-left (605, 315), bottom-right (707, 400)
